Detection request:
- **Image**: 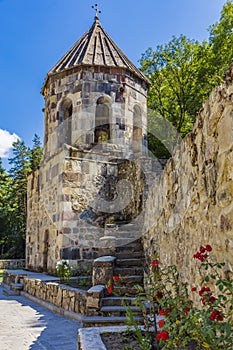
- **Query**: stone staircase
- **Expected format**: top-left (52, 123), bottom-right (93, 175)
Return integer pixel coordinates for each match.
top-left (2, 270), bottom-right (25, 296)
top-left (82, 237), bottom-right (148, 327)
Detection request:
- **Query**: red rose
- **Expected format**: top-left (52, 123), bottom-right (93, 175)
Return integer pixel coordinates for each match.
top-left (194, 246), bottom-right (210, 261)
top-left (193, 252), bottom-right (204, 261)
top-left (155, 291), bottom-right (163, 299)
top-left (152, 259), bottom-right (159, 268)
top-left (158, 319), bottom-right (165, 328)
top-left (107, 285), bottom-right (113, 294)
top-left (159, 309), bottom-right (170, 316)
top-left (113, 276), bottom-right (120, 281)
top-left (209, 296), bottom-right (216, 304)
top-left (184, 307), bottom-right (190, 315)
top-left (216, 314), bottom-right (224, 321)
top-left (157, 330), bottom-right (169, 341)
top-left (202, 297), bottom-right (206, 305)
top-left (209, 310), bottom-right (223, 321)
top-left (200, 246), bottom-right (206, 253)
top-left (199, 286), bottom-right (211, 296)
top-left (205, 245), bottom-right (212, 252)
top-left (191, 287), bottom-right (196, 292)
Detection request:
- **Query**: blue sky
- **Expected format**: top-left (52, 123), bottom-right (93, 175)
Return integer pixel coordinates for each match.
top-left (0, 0), bottom-right (226, 167)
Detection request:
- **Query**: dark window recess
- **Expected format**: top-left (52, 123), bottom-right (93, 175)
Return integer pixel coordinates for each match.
top-left (61, 247), bottom-right (80, 260)
top-left (116, 118), bottom-right (126, 130)
top-left (119, 123), bottom-right (126, 130)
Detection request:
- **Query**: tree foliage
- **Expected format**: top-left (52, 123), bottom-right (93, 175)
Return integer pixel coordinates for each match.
top-left (30, 134), bottom-right (43, 172)
top-left (0, 135), bottom-right (43, 258)
top-left (209, 0), bottom-right (233, 81)
top-left (0, 160), bottom-right (13, 257)
top-left (140, 1), bottom-right (233, 157)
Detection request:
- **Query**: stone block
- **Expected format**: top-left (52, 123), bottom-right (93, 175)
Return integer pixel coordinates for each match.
top-left (61, 247), bottom-right (80, 260)
top-left (92, 257), bottom-right (116, 286)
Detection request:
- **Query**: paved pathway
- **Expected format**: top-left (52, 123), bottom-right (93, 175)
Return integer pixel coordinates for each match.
top-left (0, 286), bottom-right (81, 350)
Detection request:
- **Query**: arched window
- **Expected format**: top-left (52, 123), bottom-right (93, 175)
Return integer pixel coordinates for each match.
top-left (133, 105), bottom-right (142, 151)
top-left (44, 111), bottom-right (49, 146)
top-left (60, 98), bottom-right (73, 122)
top-left (59, 98), bottom-right (73, 146)
top-left (94, 96), bottom-right (111, 143)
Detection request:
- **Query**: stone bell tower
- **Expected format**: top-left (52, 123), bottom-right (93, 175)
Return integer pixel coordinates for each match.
top-left (42, 12), bottom-right (149, 157)
top-left (26, 11), bottom-right (150, 273)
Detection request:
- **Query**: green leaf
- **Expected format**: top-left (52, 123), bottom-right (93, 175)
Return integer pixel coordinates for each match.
top-left (219, 284), bottom-right (224, 291)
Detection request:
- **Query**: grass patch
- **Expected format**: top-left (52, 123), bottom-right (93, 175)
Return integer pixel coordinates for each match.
top-left (0, 269), bottom-right (4, 282)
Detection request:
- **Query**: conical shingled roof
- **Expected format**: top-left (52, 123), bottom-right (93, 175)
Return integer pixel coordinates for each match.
top-left (46, 17), bottom-right (149, 84)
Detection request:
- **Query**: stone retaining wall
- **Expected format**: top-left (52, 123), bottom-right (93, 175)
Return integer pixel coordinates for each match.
top-left (23, 278), bottom-right (87, 314)
top-left (143, 65), bottom-right (233, 295)
top-left (3, 270), bottom-right (28, 285)
top-left (0, 260), bottom-right (25, 269)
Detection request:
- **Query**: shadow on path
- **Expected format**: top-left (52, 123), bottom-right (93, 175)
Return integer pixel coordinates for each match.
top-left (0, 286), bottom-right (81, 350)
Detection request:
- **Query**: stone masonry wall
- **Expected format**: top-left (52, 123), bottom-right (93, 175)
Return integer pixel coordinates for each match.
top-left (23, 278), bottom-right (87, 314)
top-left (26, 146), bottom-right (146, 273)
top-left (143, 66), bottom-right (233, 291)
top-left (0, 260), bottom-right (25, 269)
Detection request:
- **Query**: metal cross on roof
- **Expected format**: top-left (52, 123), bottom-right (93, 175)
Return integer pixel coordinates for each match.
top-left (92, 4), bottom-right (101, 20)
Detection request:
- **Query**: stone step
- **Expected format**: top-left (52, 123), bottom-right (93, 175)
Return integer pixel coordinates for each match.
top-left (114, 266), bottom-right (143, 276)
top-left (115, 250), bottom-right (143, 259)
top-left (82, 315), bottom-right (144, 328)
top-left (116, 240), bottom-right (143, 252)
top-left (101, 296), bottom-right (137, 307)
top-left (113, 231), bottom-right (141, 239)
top-left (100, 305), bottom-right (142, 317)
top-left (112, 285), bottom-right (141, 296)
top-left (115, 275), bottom-right (143, 285)
top-left (115, 238), bottom-right (140, 246)
top-left (116, 258), bottom-right (144, 267)
top-left (117, 223), bottom-right (139, 232)
top-left (2, 289), bottom-right (20, 296)
top-left (11, 283), bottom-right (23, 291)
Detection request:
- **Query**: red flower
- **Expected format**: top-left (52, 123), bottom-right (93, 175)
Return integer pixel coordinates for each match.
top-left (205, 245), bottom-right (212, 252)
top-left (113, 276), bottom-right (120, 281)
top-left (154, 291), bottom-right (163, 299)
top-left (193, 252), bottom-right (204, 261)
top-left (152, 259), bottom-right (159, 268)
top-left (209, 310), bottom-right (223, 321)
top-left (199, 286), bottom-right (211, 297)
top-left (159, 309), bottom-right (171, 316)
top-left (194, 246), bottom-right (211, 261)
top-left (107, 285), bottom-right (113, 294)
top-left (209, 296), bottom-right (217, 304)
top-left (201, 297), bottom-right (206, 305)
top-left (191, 287), bottom-right (196, 292)
top-left (157, 330), bottom-right (169, 341)
top-left (216, 314), bottom-right (224, 321)
top-left (202, 294), bottom-right (216, 305)
top-left (158, 320), bottom-right (165, 328)
top-left (200, 245), bottom-right (206, 253)
top-left (184, 307), bottom-right (190, 315)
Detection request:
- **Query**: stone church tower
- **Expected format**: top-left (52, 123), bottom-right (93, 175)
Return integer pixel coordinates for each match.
top-left (26, 13), bottom-right (150, 273)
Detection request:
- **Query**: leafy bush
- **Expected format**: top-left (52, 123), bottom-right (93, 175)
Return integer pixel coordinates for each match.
top-left (125, 245), bottom-right (233, 350)
top-left (56, 260), bottom-right (71, 283)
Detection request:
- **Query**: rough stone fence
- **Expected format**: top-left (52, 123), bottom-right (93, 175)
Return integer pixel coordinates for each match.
top-left (2, 264), bottom-right (113, 318)
top-left (0, 259), bottom-right (25, 269)
top-left (23, 278), bottom-right (87, 314)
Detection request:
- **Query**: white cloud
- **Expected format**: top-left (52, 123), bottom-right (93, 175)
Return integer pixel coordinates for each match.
top-left (0, 129), bottom-right (20, 158)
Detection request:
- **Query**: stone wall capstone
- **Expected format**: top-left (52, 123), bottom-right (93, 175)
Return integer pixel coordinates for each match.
top-left (143, 65), bottom-right (233, 294)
